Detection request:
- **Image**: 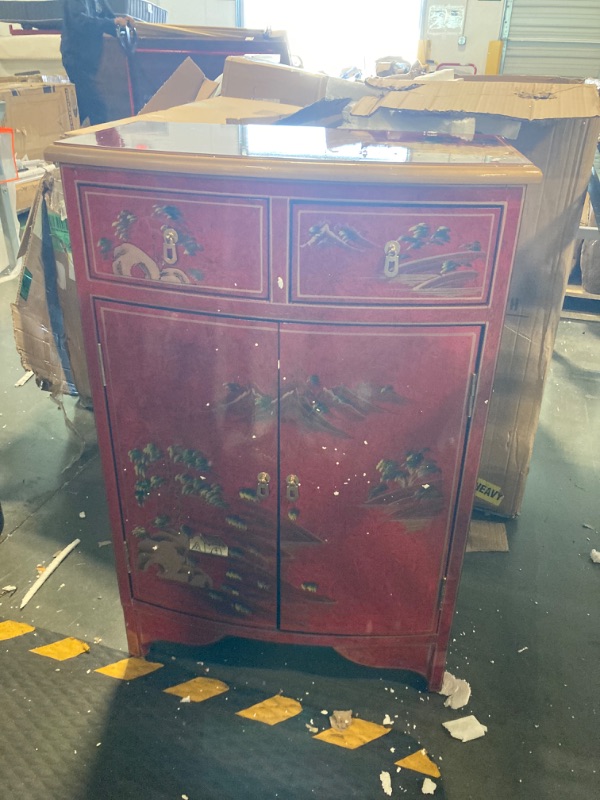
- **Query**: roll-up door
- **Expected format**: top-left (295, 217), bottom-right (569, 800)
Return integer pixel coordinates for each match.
top-left (502, 0), bottom-right (600, 78)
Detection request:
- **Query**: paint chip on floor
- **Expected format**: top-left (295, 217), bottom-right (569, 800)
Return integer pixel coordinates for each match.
top-left (31, 637), bottom-right (90, 661)
top-left (0, 620), bottom-right (35, 640)
top-left (395, 749), bottom-right (441, 778)
top-left (314, 718), bottom-right (391, 749)
top-left (236, 695), bottom-right (302, 725)
top-left (380, 771), bottom-right (392, 796)
top-left (422, 777), bottom-right (437, 794)
top-left (95, 657), bottom-right (164, 680)
top-left (165, 677), bottom-right (229, 703)
top-left (439, 671), bottom-right (471, 709)
top-left (442, 715), bottom-right (488, 742)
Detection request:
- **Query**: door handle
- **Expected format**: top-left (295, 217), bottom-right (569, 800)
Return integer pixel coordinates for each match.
top-left (286, 474), bottom-right (300, 502)
top-left (257, 472), bottom-right (271, 499)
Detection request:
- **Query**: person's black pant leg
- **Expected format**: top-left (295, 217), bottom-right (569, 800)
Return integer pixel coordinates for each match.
top-left (64, 64), bottom-right (109, 126)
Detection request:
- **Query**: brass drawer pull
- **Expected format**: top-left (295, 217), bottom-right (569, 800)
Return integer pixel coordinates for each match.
top-left (163, 227), bottom-right (179, 265)
top-left (286, 474), bottom-right (300, 502)
top-left (257, 472), bottom-right (271, 499)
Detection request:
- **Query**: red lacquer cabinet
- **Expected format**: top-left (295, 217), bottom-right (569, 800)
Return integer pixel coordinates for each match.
top-left (47, 124), bottom-right (541, 690)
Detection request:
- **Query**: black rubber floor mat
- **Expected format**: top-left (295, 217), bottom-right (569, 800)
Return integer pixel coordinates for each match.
top-left (0, 620), bottom-right (446, 800)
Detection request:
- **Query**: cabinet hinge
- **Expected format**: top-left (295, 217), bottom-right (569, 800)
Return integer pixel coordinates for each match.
top-left (123, 540), bottom-right (132, 574)
top-left (97, 342), bottom-right (107, 387)
top-left (467, 372), bottom-right (478, 418)
top-left (438, 576), bottom-right (448, 611)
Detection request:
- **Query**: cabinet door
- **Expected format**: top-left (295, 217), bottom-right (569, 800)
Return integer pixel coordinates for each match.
top-left (278, 323), bottom-right (481, 637)
top-left (96, 301), bottom-right (279, 628)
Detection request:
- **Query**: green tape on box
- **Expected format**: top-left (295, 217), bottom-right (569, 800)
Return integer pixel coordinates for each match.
top-left (19, 267), bottom-right (32, 300)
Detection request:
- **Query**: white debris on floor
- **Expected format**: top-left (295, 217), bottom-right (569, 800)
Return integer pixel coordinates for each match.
top-left (422, 777), bottom-right (437, 794)
top-left (438, 671), bottom-right (471, 709)
top-left (379, 771), bottom-right (393, 796)
top-left (442, 715), bottom-right (488, 742)
top-left (590, 549), bottom-right (600, 563)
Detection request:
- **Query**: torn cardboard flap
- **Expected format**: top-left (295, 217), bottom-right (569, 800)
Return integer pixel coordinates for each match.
top-left (221, 55), bottom-right (381, 108)
top-left (138, 57), bottom-right (218, 115)
top-left (349, 80), bottom-right (600, 122)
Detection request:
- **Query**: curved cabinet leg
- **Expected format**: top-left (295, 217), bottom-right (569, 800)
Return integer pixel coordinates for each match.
top-left (333, 640), bottom-right (440, 691)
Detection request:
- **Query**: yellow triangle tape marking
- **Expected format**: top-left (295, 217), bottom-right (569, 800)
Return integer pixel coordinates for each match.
top-left (0, 620), bottom-right (35, 641)
top-left (95, 657), bottom-right (164, 680)
top-left (395, 749), bottom-right (441, 778)
top-left (236, 695), bottom-right (303, 725)
top-left (164, 677), bottom-right (229, 702)
top-left (30, 637), bottom-right (90, 661)
top-left (314, 718), bottom-right (391, 749)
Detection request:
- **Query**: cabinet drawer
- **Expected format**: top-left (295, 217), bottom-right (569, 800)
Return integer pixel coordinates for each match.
top-left (291, 201), bottom-right (503, 305)
top-left (81, 186), bottom-right (269, 298)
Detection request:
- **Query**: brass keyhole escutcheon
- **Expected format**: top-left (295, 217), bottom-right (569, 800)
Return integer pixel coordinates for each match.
top-left (383, 240), bottom-right (400, 278)
top-left (163, 227), bottom-right (179, 265)
top-left (257, 471), bottom-right (271, 499)
top-left (286, 474), bottom-right (300, 502)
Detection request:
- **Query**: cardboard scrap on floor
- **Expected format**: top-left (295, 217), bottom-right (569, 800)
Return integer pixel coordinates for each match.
top-left (466, 520), bottom-right (509, 552)
top-left (442, 715), bottom-right (488, 742)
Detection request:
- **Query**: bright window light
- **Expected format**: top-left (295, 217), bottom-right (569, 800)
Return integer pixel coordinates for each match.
top-left (243, 1), bottom-right (421, 77)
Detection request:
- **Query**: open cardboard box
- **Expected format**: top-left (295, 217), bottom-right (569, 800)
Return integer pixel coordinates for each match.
top-left (344, 77), bottom-right (600, 516)
top-left (220, 55), bottom-right (382, 107)
top-left (66, 57), bottom-right (302, 137)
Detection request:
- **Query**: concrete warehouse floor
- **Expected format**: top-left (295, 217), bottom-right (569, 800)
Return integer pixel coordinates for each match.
top-left (0, 271), bottom-right (599, 799)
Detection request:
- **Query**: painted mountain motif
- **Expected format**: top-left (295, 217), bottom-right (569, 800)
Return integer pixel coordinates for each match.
top-left (220, 376), bottom-right (405, 437)
top-left (365, 449), bottom-right (444, 520)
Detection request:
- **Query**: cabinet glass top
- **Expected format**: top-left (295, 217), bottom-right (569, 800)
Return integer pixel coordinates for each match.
top-left (48, 123), bottom-right (542, 184)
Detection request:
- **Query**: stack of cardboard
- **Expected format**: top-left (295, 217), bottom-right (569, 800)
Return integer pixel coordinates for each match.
top-left (0, 74), bottom-right (79, 160)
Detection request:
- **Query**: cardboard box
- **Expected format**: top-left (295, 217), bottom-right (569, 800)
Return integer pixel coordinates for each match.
top-left (12, 169), bottom-right (91, 405)
top-left (63, 57), bottom-right (300, 137)
top-left (15, 173), bottom-right (42, 214)
top-left (137, 57), bottom-right (218, 115)
top-left (221, 56), bottom-right (380, 107)
top-left (346, 78), bottom-right (600, 516)
top-left (1, 78), bottom-right (79, 160)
